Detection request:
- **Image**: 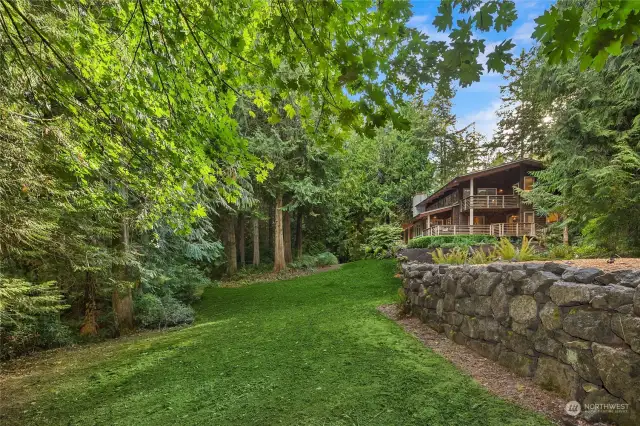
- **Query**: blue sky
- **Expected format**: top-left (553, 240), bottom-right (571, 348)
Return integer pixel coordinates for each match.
top-left (407, 0), bottom-right (553, 140)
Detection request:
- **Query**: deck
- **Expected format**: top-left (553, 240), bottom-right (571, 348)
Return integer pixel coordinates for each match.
top-left (460, 195), bottom-right (519, 211)
top-left (421, 222), bottom-right (538, 238)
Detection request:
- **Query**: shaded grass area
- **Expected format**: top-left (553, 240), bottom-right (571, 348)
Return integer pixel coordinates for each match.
top-left (0, 260), bottom-right (552, 425)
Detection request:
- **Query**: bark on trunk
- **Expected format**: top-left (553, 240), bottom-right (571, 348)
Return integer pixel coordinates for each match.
top-left (112, 286), bottom-right (134, 335)
top-left (295, 210), bottom-right (303, 259)
top-left (225, 215), bottom-right (237, 275)
top-left (563, 224), bottom-right (569, 246)
top-left (238, 214), bottom-right (245, 267)
top-left (112, 208), bottom-right (134, 336)
top-left (273, 194), bottom-right (286, 272)
top-left (252, 217), bottom-right (260, 266)
top-left (283, 210), bottom-right (292, 264)
top-left (79, 271), bottom-right (98, 336)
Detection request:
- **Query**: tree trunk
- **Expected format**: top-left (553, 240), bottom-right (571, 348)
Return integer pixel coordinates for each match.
top-left (238, 214), bottom-right (245, 267)
top-left (563, 224), bottom-right (569, 246)
top-left (267, 202), bottom-right (273, 250)
top-left (273, 194), bottom-right (286, 272)
top-left (295, 210), bottom-right (303, 258)
top-left (283, 210), bottom-right (292, 264)
top-left (79, 271), bottom-right (98, 336)
top-left (112, 204), bottom-right (135, 336)
top-left (225, 215), bottom-right (237, 275)
top-left (252, 217), bottom-right (260, 266)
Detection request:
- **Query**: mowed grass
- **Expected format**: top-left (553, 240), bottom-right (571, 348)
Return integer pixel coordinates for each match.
top-left (0, 260), bottom-right (552, 425)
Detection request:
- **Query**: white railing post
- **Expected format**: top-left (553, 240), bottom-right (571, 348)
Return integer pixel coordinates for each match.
top-left (502, 196), bottom-right (505, 208)
top-left (516, 223), bottom-right (519, 236)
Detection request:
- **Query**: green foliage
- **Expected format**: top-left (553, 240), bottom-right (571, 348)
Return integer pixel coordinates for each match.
top-left (315, 252), bottom-right (339, 267)
top-left (573, 244), bottom-right (611, 259)
top-left (289, 252), bottom-right (339, 269)
top-left (0, 276), bottom-right (68, 328)
top-left (134, 294), bottom-right (195, 329)
top-left (533, 1), bottom-right (640, 70)
top-left (363, 225), bottom-right (403, 259)
top-left (0, 261), bottom-right (551, 425)
top-left (493, 238), bottom-right (517, 261)
top-left (517, 45), bottom-right (640, 253)
top-left (408, 235), bottom-right (496, 249)
top-left (468, 248), bottom-right (497, 264)
top-left (431, 247), bottom-right (469, 265)
top-left (548, 244), bottom-right (575, 260)
top-left (0, 275), bottom-right (71, 358)
top-left (517, 236), bottom-right (537, 262)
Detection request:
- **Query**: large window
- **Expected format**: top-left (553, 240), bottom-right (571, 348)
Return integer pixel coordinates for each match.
top-left (477, 188), bottom-right (497, 196)
top-left (523, 211), bottom-right (535, 223)
top-left (524, 176), bottom-right (535, 191)
top-left (473, 216), bottom-right (485, 225)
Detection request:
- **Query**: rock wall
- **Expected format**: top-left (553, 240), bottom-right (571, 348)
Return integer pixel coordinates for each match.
top-left (400, 261), bottom-right (640, 425)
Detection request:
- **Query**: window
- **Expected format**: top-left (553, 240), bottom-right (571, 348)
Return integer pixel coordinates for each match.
top-left (507, 215), bottom-right (519, 224)
top-left (547, 212), bottom-right (560, 223)
top-left (463, 188), bottom-right (471, 199)
top-left (473, 216), bottom-right (485, 225)
top-left (477, 188), bottom-right (497, 196)
top-left (524, 211), bottom-right (535, 223)
top-left (524, 176), bottom-right (535, 191)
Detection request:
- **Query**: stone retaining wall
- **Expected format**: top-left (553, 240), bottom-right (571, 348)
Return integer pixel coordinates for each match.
top-left (400, 261), bottom-right (640, 425)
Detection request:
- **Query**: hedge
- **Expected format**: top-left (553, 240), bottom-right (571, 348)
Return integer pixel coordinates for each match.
top-left (407, 234), bottom-right (497, 249)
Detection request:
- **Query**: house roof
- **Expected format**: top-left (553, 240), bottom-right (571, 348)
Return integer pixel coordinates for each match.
top-left (416, 159), bottom-right (543, 209)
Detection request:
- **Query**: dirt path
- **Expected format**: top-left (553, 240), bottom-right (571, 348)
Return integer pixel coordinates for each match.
top-left (378, 304), bottom-right (605, 426)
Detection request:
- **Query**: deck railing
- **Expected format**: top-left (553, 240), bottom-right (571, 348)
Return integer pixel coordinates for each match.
top-left (423, 222), bottom-right (537, 237)
top-left (423, 192), bottom-right (459, 213)
top-left (461, 195), bottom-right (519, 211)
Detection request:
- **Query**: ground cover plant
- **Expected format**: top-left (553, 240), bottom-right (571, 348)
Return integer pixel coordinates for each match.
top-left (408, 235), bottom-right (497, 249)
top-left (0, 261), bottom-right (552, 426)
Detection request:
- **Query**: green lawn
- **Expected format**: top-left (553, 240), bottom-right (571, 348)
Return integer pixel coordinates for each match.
top-left (0, 260), bottom-right (551, 425)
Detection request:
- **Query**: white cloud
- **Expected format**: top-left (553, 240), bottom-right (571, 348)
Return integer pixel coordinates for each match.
top-left (407, 14), bottom-right (450, 42)
top-left (459, 100), bottom-right (503, 141)
top-left (513, 21), bottom-right (536, 42)
top-left (407, 15), bottom-right (429, 26)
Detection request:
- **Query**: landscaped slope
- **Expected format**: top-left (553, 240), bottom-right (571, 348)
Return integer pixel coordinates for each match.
top-left (0, 261), bottom-right (551, 425)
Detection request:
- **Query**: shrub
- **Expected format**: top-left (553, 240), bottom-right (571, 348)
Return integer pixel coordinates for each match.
top-left (548, 244), bottom-right (575, 260)
top-left (432, 247), bottom-right (468, 264)
top-left (134, 294), bottom-right (195, 329)
top-left (468, 248), bottom-right (496, 264)
top-left (574, 244), bottom-right (609, 258)
top-left (0, 316), bottom-right (73, 359)
top-left (315, 252), bottom-right (339, 266)
top-left (289, 252), bottom-right (339, 269)
top-left (289, 254), bottom-right (318, 270)
top-left (517, 236), bottom-right (537, 261)
top-left (363, 224), bottom-right (403, 259)
top-left (494, 238), bottom-right (517, 260)
top-left (408, 235), bottom-right (496, 249)
top-left (0, 275), bottom-right (71, 359)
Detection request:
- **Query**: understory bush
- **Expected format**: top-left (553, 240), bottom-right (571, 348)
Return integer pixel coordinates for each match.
top-left (362, 224), bottom-right (404, 259)
top-left (0, 276), bottom-right (71, 359)
top-left (289, 252), bottom-right (339, 269)
top-left (134, 294), bottom-right (195, 329)
top-left (408, 234), bottom-right (496, 249)
top-left (431, 237), bottom-right (540, 265)
top-left (548, 244), bottom-right (575, 260)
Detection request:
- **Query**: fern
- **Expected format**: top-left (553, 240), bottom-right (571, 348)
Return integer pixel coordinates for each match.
top-left (494, 238), bottom-right (517, 261)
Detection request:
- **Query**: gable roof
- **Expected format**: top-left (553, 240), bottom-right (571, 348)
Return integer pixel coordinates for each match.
top-left (416, 159), bottom-right (543, 208)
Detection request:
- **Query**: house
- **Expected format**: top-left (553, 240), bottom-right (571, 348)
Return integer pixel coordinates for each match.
top-left (403, 159), bottom-right (554, 243)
